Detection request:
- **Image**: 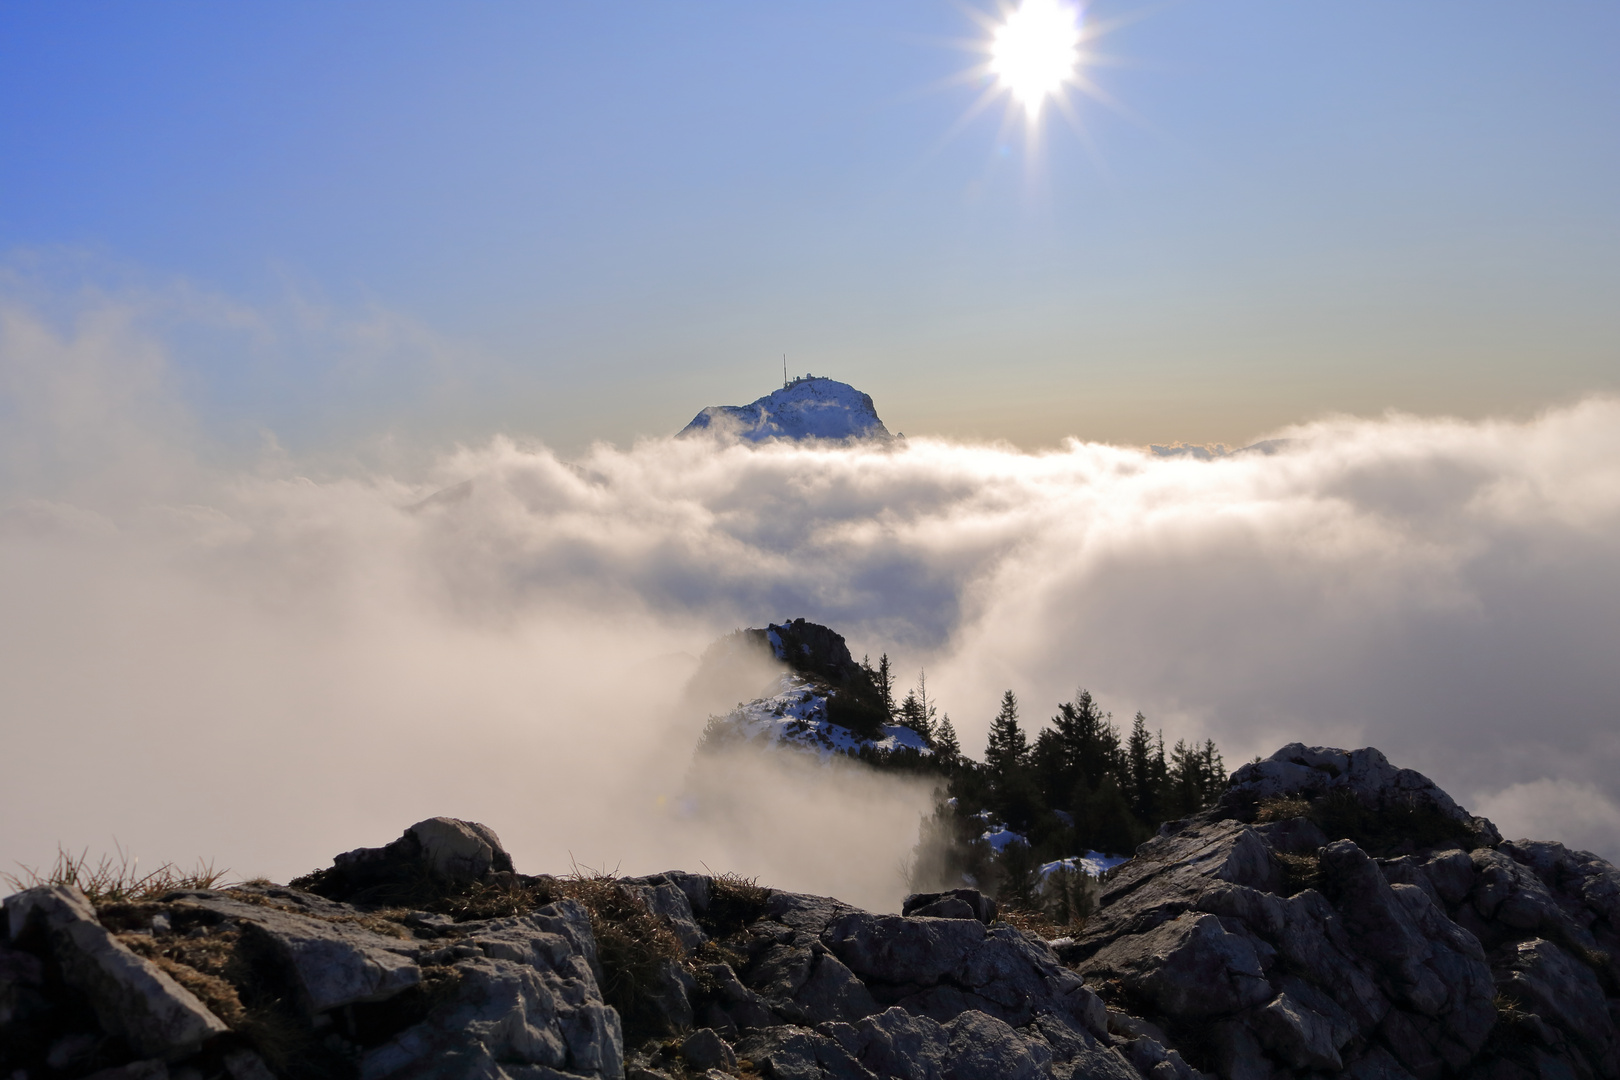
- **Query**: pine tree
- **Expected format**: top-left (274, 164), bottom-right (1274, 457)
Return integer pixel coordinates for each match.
top-left (995, 837), bottom-right (1040, 911)
top-left (934, 715), bottom-right (962, 770)
top-left (899, 689), bottom-right (926, 736)
top-left (984, 690), bottom-right (1028, 776)
top-left (1030, 688), bottom-right (1129, 844)
top-left (1167, 737), bottom-right (1227, 817)
top-left (914, 668), bottom-right (938, 746)
top-left (1126, 713), bottom-right (1154, 820)
top-left (1200, 739), bottom-right (1226, 803)
top-left (875, 653), bottom-right (896, 720)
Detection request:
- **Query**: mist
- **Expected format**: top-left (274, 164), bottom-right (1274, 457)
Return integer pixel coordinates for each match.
top-left (4, 297), bottom-right (1620, 911)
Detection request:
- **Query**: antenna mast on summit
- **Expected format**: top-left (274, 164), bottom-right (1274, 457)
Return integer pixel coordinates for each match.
top-left (783, 354), bottom-right (787, 389)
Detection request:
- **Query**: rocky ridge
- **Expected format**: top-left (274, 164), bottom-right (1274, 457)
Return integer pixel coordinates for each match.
top-left (5, 749), bottom-right (1620, 1080)
top-left (694, 619), bottom-right (916, 752)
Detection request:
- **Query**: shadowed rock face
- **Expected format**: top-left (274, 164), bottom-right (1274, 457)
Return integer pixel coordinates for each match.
top-left (6, 751), bottom-right (1620, 1080)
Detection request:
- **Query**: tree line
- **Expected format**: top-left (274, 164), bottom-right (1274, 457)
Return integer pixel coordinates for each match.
top-left (856, 654), bottom-right (1227, 899)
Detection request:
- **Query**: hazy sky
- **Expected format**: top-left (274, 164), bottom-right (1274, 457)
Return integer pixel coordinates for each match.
top-left (2, 1), bottom-right (1616, 451)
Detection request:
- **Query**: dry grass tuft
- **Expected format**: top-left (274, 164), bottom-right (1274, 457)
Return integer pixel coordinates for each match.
top-left (996, 906), bottom-right (1086, 941)
top-left (422, 875), bottom-right (560, 922)
top-left (1254, 796), bottom-right (1312, 823)
top-left (700, 871), bottom-right (771, 938)
top-left (551, 867), bottom-right (684, 1046)
top-left (120, 932), bottom-right (247, 1027)
top-left (3, 844), bottom-right (230, 904)
top-left (1275, 851), bottom-right (1321, 895)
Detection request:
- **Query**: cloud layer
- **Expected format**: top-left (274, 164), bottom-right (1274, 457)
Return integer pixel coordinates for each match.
top-left (3, 293), bottom-right (1620, 908)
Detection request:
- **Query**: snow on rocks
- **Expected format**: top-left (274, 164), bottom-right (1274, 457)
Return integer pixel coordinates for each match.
top-left (704, 672), bottom-right (932, 763)
top-left (679, 376), bottom-right (893, 443)
top-left (1038, 852), bottom-right (1129, 880)
top-left (981, 824), bottom-right (1029, 854)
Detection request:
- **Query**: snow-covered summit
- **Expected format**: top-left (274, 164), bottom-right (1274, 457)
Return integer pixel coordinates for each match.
top-left (679, 376), bottom-right (892, 443)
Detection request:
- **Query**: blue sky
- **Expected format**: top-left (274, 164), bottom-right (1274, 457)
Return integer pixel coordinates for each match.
top-left (2, 1), bottom-right (1616, 451)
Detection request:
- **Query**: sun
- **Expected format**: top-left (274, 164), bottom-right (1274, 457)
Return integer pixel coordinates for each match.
top-left (989, 0), bottom-right (1082, 119)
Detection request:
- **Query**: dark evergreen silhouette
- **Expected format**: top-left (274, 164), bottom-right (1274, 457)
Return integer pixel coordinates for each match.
top-left (909, 687), bottom-right (1228, 908)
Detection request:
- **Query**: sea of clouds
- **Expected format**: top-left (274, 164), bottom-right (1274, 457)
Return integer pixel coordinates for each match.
top-left (3, 288), bottom-right (1619, 911)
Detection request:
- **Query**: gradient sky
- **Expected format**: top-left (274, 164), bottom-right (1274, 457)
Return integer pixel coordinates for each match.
top-left (2, 1), bottom-right (1617, 452)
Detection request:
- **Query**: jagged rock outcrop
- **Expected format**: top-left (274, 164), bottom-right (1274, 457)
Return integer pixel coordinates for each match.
top-left (7, 748), bottom-right (1620, 1080)
top-left (693, 619), bottom-right (915, 749)
top-left (1064, 745), bottom-right (1620, 1080)
top-left (1, 818), bottom-right (621, 1080)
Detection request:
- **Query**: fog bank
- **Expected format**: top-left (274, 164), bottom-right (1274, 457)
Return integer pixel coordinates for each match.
top-left (4, 298), bottom-right (1620, 907)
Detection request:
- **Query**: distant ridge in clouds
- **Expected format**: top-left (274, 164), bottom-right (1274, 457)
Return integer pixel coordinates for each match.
top-left (679, 376), bottom-right (892, 443)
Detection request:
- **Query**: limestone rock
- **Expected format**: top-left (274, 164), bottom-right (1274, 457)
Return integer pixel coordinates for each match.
top-left (1224, 744), bottom-right (1501, 849)
top-left (1082, 911), bottom-right (1272, 1018)
top-left (1062, 743), bottom-right (1620, 1080)
top-left (1496, 938), bottom-right (1617, 1067)
top-left (822, 911), bottom-right (988, 988)
top-left (735, 1023), bottom-right (876, 1080)
top-left (624, 876), bottom-right (707, 953)
top-left (359, 898), bottom-right (622, 1080)
top-left (168, 889), bottom-right (422, 1013)
top-left (1250, 989), bottom-right (1351, 1071)
top-left (3, 885), bottom-right (227, 1059)
top-left (12, 762), bottom-right (1620, 1080)
top-left (702, 960), bottom-right (777, 1032)
top-left (902, 890), bottom-right (998, 924)
top-left (749, 941), bottom-right (880, 1025)
top-left (681, 1027), bottom-right (739, 1072)
top-left (327, 816), bottom-right (516, 899)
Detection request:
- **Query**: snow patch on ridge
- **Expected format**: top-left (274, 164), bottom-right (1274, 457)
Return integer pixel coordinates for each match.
top-left (1039, 851), bottom-right (1129, 878)
top-left (708, 672), bottom-right (930, 761)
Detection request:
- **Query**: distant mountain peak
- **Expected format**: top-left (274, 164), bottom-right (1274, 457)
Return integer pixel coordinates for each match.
top-left (679, 376), bottom-right (892, 443)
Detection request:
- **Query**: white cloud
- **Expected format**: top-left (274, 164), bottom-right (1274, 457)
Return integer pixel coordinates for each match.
top-left (1473, 779), bottom-right (1620, 857)
top-left (4, 286), bottom-right (1620, 910)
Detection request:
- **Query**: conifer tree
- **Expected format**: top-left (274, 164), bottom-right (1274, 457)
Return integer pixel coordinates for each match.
top-left (984, 690), bottom-right (1028, 776)
top-left (914, 668), bottom-right (938, 746)
top-left (875, 653), bottom-right (896, 720)
top-left (1126, 712), bottom-right (1154, 819)
top-left (899, 689), bottom-right (926, 737)
top-left (934, 714), bottom-right (962, 770)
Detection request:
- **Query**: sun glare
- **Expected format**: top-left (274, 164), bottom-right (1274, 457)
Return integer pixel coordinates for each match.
top-left (989, 0), bottom-right (1082, 119)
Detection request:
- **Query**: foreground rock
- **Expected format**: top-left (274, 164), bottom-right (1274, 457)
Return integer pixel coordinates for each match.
top-left (5, 885), bottom-right (228, 1060)
top-left (7, 748), bottom-right (1620, 1080)
top-left (1065, 744), bottom-right (1620, 1080)
top-left (1, 818), bottom-right (621, 1080)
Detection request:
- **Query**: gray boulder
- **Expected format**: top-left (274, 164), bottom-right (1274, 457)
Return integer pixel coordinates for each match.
top-left (624, 876), bottom-right (707, 953)
top-left (329, 816), bottom-right (516, 894)
top-left (681, 1027), bottom-right (739, 1072)
top-left (1225, 745), bottom-right (1500, 848)
top-left (822, 911), bottom-right (988, 988)
top-left (167, 889), bottom-right (423, 1013)
top-left (1496, 938), bottom-right (1616, 1069)
top-left (3, 885), bottom-right (227, 1060)
top-left (1064, 744), bottom-right (1620, 1080)
top-left (359, 898), bottom-right (622, 1080)
top-left (749, 941), bottom-right (880, 1025)
top-left (902, 890), bottom-right (998, 924)
top-left (1084, 911), bottom-right (1272, 1019)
